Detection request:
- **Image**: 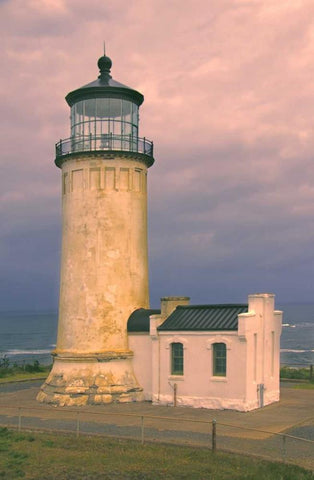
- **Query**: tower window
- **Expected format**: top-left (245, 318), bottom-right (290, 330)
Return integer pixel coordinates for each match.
top-left (213, 343), bottom-right (226, 376)
top-left (171, 342), bottom-right (184, 375)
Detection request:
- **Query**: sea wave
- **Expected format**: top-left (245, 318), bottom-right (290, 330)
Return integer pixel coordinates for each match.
top-left (282, 322), bottom-right (314, 328)
top-left (280, 348), bottom-right (313, 353)
top-left (4, 349), bottom-right (52, 356)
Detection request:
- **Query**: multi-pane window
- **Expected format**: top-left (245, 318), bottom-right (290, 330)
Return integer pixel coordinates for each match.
top-left (213, 343), bottom-right (226, 376)
top-left (171, 342), bottom-right (184, 375)
top-left (71, 98), bottom-right (139, 139)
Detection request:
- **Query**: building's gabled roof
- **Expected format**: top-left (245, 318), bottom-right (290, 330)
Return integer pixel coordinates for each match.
top-left (158, 304), bottom-right (248, 331)
top-left (127, 308), bottom-right (161, 332)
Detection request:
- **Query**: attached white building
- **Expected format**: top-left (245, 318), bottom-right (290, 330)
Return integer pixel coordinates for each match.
top-left (128, 293), bottom-right (282, 412)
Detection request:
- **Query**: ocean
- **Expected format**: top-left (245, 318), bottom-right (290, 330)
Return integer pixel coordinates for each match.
top-left (0, 304), bottom-right (313, 367)
top-left (278, 303), bottom-right (314, 366)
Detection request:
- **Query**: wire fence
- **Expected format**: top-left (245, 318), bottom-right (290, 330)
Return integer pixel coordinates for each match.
top-left (0, 404), bottom-right (313, 471)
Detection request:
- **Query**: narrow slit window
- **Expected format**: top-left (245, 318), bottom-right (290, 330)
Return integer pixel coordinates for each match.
top-left (213, 343), bottom-right (226, 377)
top-left (171, 343), bottom-right (183, 375)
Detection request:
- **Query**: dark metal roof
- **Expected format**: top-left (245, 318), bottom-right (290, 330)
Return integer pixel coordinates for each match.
top-left (127, 308), bottom-right (161, 333)
top-left (158, 304), bottom-right (248, 331)
top-left (65, 53), bottom-right (144, 107)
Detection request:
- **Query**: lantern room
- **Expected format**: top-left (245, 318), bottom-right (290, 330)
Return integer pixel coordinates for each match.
top-left (70, 98), bottom-right (139, 139)
top-left (55, 51), bottom-right (154, 166)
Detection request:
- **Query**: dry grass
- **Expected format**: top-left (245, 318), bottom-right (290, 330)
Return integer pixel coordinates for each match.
top-left (0, 428), bottom-right (313, 480)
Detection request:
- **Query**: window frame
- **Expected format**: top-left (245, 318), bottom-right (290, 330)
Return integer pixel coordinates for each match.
top-left (171, 342), bottom-right (184, 376)
top-left (213, 342), bottom-right (227, 377)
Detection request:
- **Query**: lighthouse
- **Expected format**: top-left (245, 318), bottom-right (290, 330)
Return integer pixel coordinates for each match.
top-left (37, 50), bottom-right (154, 406)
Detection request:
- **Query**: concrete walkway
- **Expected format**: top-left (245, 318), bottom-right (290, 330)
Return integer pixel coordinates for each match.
top-left (0, 381), bottom-right (313, 437)
top-left (0, 381), bottom-right (313, 469)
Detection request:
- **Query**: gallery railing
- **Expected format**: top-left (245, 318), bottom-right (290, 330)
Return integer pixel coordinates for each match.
top-left (55, 133), bottom-right (153, 159)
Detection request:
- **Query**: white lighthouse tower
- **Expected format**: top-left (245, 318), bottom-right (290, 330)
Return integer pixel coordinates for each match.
top-left (37, 50), bottom-right (154, 406)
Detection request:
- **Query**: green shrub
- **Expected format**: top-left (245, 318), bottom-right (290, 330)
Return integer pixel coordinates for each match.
top-left (24, 360), bottom-right (43, 373)
top-left (0, 357), bottom-right (48, 378)
top-left (0, 356), bottom-right (10, 369)
top-left (280, 366), bottom-right (311, 380)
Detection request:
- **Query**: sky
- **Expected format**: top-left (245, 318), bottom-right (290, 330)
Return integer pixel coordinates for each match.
top-left (1, 0), bottom-right (314, 310)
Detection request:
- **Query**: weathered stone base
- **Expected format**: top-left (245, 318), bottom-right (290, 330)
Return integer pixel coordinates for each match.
top-left (37, 351), bottom-right (144, 406)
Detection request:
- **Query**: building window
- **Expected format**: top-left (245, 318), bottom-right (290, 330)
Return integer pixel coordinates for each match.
top-left (213, 343), bottom-right (226, 376)
top-left (171, 342), bottom-right (184, 375)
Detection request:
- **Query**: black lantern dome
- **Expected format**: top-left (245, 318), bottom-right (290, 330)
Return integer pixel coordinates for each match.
top-left (55, 51), bottom-right (153, 167)
top-left (65, 53), bottom-right (144, 107)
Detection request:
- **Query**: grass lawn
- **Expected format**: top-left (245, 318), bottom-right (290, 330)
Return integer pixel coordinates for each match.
top-left (0, 360), bottom-right (50, 384)
top-left (0, 428), bottom-right (313, 480)
top-left (0, 371), bottom-right (48, 384)
top-left (293, 383), bottom-right (314, 390)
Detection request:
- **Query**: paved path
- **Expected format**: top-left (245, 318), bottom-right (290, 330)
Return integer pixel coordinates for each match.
top-left (0, 380), bottom-right (313, 469)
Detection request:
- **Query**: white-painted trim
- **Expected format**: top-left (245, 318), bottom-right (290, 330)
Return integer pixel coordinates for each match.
top-left (164, 337), bottom-right (188, 349)
top-left (206, 336), bottom-right (232, 350)
top-left (158, 330), bottom-right (237, 337)
top-left (210, 376), bottom-right (227, 382)
top-left (168, 375), bottom-right (185, 381)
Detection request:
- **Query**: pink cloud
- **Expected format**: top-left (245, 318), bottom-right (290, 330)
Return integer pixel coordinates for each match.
top-left (1, 0), bottom-right (314, 305)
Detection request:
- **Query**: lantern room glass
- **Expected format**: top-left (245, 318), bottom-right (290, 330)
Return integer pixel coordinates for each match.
top-left (71, 98), bottom-right (139, 138)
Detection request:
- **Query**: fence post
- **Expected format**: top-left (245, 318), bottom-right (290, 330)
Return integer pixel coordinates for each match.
top-left (141, 416), bottom-right (144, 445)
top-left (18, 407), bottom-right (22, 433)
top-left (173, 383), bottom-right (177, 407)
top-left (76, 412), bottom-right (80, 438)
top-left (212, 419), bottom-right (216, 452)
top-left (310, 364), bottom-right (313, 380)
top-left (281, 435), bottom-right (286, 463)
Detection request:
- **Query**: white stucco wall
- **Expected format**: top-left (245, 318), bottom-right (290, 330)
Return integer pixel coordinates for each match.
top-left (128, 333), bottom-right (152, 399)
top-left (240, 294), bottom-right (282, 409)
top-left (154, 331), bottom-right (249, 410)
top-left (130, 293), bottom-right (282, 412)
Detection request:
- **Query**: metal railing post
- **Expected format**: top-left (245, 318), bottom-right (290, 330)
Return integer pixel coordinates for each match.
top-left (212, 419), bottom-right (216, 452)
top-left (18, 407), bottom-right (22, 433)
top-left (281, 435), bottom-right (286, 463)
top-left (141, 416), bottom-right (144, 445)
top-left (76, 412), bottom-right (80, 438)
top-left (55, 134), bottom-right (153, 160)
